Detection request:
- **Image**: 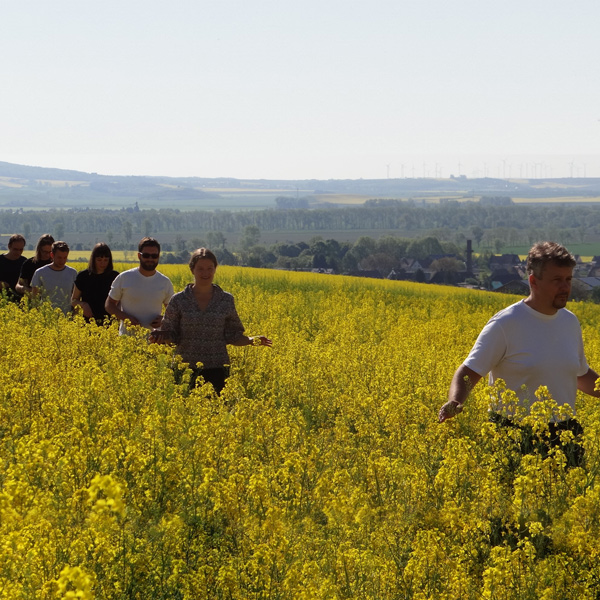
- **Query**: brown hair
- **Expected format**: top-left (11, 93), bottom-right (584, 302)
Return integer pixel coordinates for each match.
top-left (138, 237), bottom-right (160, 253)
top-left (189, 248), bottom-right (218, 272)
top-left (526, 241), bottom-right (576, 278)
top-left (88, 242), bottom-right (114, 273)
top-left (34, 234), bottom-right (55, 263)
top-left (8, 234), bottom-right (25, 248)
top-left (51, 240), bottom-right (70, 254)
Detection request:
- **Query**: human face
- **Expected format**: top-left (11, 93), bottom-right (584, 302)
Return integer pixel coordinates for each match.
top-left (138, 246), bottom-right (160, 272)
top-left (94, 255), bottom-right (110, 274)
top-left (7, 241), bottom-right (25, 260)
top-left (192, 258), bottom-right (216, 287)
top-left (51, 250), bottom-right (69, 270)
top-left (39, 244), bottom-right (52, 262)
top-left (530, 262), bottom-right (573, 314)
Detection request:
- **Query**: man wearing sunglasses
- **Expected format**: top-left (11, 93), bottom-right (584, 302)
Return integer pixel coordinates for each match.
top-left (106, 237), bottom-right (174, 335)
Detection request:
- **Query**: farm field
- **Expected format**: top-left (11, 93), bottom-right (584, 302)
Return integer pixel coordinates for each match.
top-left (502, 243), bottom-right (600, 261)
top-left (7, 251), bottom-right (147, 265)
top-left (512, 196), bottom-right (600, 204)
top-left (3, 267), bottom-right (600, 598)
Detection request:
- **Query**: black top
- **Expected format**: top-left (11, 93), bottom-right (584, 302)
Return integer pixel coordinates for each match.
top-left (0, 254), bottom-right (27, 300)
top-left (74, 269), bottom-right (119, 321)
top-left (0, 254), bottom-right (27, 290)
top-left (19, 257), bottom-right (52, 286)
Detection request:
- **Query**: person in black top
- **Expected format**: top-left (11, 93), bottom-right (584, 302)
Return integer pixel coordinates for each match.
top-left (71, 243), bottom-right (119, 323)
top-left (0, 234), bottom-right (27, 301)
top-left (16, 233), bottom-right (55, 296)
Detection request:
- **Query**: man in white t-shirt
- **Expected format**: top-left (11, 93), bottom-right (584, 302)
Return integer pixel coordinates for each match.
top-left (438, 241), bottom-right (600, 426)
top-left (106, 237), bottom-right (174, 335)
top-left (31, 240), bottom-right (77, 315)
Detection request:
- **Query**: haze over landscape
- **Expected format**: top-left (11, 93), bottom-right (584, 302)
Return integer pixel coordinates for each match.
top-left (2, 0), bottom-right (599, 181)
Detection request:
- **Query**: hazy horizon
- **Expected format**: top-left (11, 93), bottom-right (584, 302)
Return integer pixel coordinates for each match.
top-left (2, 154), bottom-right (600, 182)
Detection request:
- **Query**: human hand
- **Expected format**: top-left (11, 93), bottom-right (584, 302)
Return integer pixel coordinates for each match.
top-left (438, 400), bottom-right (463, 423)
top-left (252, 335), bottom-right (273, 347)
top-left (148, 329), bottom-right (168, 344)
top-left (76, 302), bottom-right (94, 319)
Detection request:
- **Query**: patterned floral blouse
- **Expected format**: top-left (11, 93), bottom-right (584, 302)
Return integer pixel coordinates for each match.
top-left (160, 284), bottom-right (245, 369)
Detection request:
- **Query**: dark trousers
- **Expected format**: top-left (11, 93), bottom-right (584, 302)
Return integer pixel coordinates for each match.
top-left (190, 366), bottom-right (230, 395)
top-left (489, 412), bottom-right (584, 468)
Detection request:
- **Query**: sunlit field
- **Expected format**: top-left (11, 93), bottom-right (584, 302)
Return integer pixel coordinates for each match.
top-left (14, 251), bottom-right (142, 264)
top-left (312, 194), bottom-right (374, 205)
top-left (512, 196), bottom-right (600, 204)
top-left (3, 267), bottom-right (600, 598)
top-left (72, 252), bottom-right (139, 264)
top-left (502, 244), bottom-right (600, 261)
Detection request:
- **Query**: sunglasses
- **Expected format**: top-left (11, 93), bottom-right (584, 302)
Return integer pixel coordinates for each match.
top-left (140, 252), bottom-right (159, 259)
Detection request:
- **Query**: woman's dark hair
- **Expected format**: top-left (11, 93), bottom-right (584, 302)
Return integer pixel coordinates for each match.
top-left (34, 234), bottom-right (55, 263)
top-left (88, 242), bottom-right (114, 273)
top-left (189, 248), bottom-right (218, 272)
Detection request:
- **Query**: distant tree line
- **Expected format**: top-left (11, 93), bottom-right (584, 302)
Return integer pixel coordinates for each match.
top-left (0, 202), bottom-right (598, 239)
top-left (274, 196), bottom-right (310, 209)
top-left (478, 196), bottom-right (513, 206)
top-left (218, 232), bottom-right (472, 274)
top-left (0, 202), bottom-right (596, 274)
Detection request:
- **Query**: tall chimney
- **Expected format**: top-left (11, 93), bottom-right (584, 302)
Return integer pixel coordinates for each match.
top-left (466, 239), bottom-right (473, 277)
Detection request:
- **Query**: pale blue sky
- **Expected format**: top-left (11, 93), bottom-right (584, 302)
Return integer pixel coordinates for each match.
top-left (1, 0), bottom-right (599, 179)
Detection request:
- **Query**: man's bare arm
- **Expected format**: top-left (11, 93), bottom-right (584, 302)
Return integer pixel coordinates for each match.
top-left (577, 368), bottom-right (600, 397)
top-left (15, 277), bottom-right (31, 295)
top-left (438, 364), bottom-right (483, 423)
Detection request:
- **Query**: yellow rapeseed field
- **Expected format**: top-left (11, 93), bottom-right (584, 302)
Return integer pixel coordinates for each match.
top-left (2, 266), bottom-right (600, 599)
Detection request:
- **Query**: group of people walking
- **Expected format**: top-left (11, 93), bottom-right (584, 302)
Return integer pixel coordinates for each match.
top-left (3, 233), bottom-right (600, 462)
top-left (0, 234), bottom-right (271, 394)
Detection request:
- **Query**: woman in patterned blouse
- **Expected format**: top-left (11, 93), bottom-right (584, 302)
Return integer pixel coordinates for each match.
top-left (149, 248), bottom-right (271, 393)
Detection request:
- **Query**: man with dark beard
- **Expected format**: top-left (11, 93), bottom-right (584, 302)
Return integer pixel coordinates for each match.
top-left (105, 237), bottom-right (174, 335)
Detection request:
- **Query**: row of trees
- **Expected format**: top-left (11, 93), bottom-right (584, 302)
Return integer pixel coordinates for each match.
top-left (204, 232), bottom-right (475, 277)
top-left (0, 204), bottom-right (594, 282)
top-left (1, 202), bottom-right (599, 240)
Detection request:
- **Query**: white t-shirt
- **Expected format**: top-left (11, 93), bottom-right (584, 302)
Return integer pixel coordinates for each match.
top-left (464, 299), bottom-right (588, 411)
top-left (31, 264), bottom-right (77, 315)
top-left (108, 267), bottom-right (174, 334)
